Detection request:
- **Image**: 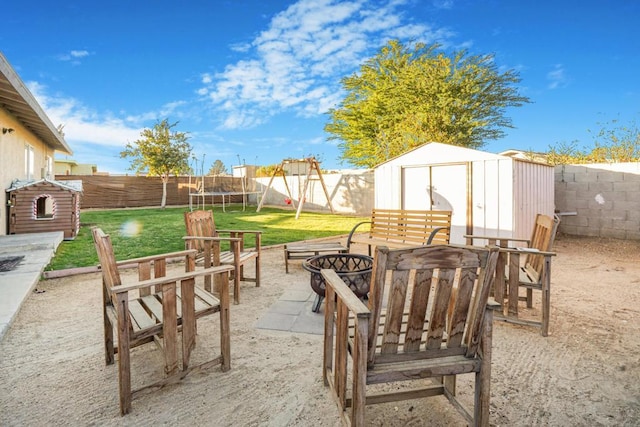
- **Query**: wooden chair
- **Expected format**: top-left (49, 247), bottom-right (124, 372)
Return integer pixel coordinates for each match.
top-left (92, 227), bottom-right (234, 415)
top-left (183, 210), bottom-right (261, 304)
top-left (321, 244), bottom-right (500, 426)
top-left (465, 214), bottom-right (559, 336)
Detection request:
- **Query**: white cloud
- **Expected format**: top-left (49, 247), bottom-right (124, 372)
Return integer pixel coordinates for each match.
top-left (57, 50), bottom-right (91, 64)
top-left (432, 0), bottom-right (454, 10)
top-left (199, 0), bottom-right (456, 130)
top-left (70, 50), bottom-right (89, 58)
top-left (547, 64), bottom-right (568, 89)
top-left (27, 81), bottom-right (142, 147)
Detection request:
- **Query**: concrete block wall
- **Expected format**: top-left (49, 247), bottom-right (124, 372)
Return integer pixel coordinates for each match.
top-left (555, 163), bottom-right (640, 240)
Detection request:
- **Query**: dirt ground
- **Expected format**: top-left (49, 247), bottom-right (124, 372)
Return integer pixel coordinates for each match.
top-left (1, 234), bottom-right (639, 426)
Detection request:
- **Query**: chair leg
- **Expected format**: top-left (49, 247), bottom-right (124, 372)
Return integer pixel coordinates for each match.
top-left (115, 294), bottom-right (132, 415)
top-left (255, 256), bottom-right (260, 287)
top-left (233, 259), bottom-right (241, 305)
top-left (474, 309), bottom-right (493, 427)
top-left (103, 282), bottom-right (115, 365)
top-left (104, 309), bottom-right (115, 365)
top-left (443, 375), bottom-right (456, 396)
top-left (284, 246), bottom-right (290, 273)
top-left (541, 257), bottom-right (551, 337)
top-left (219, 271), bottom-right (231, 371)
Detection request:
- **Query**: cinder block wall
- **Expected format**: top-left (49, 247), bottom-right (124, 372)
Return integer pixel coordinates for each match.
top-left (555, 163), bottom-right (640, 240)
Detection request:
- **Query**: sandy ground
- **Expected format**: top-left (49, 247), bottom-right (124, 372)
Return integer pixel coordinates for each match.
top-left (1, 234), bottom-right (640, 426)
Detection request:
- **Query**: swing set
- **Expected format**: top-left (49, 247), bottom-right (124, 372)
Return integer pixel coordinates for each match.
top-left (256, 157), bottom-right (334, 219)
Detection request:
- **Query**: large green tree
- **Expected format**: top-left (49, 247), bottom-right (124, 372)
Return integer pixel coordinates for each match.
top-left (325, 40), bottom-right (530, 168)
top-left (120, 119), bottom-right (192, 208)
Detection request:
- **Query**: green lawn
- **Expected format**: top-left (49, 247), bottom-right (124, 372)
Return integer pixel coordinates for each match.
top-left (47, 205), bottom-right (368, 271)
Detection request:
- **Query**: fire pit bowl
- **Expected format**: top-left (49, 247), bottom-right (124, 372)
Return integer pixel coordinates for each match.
top-left (302, 253), bottom-right (373, 312)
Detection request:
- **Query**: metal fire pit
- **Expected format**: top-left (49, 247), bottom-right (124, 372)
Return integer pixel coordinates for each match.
top-left (302, 253), bottom-right (373, 312)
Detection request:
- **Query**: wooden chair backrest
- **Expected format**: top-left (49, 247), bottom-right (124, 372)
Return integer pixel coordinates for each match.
top-left (523, 214), bottom-right (559, 282)
top-left (91, 227), bottom-right (122, 305)
top-left (184, 210), bottom-right (217, 252)
top-left (367, 245), bottom-right (499, 365)
top-left (92, 227), bottom-right (123, 293)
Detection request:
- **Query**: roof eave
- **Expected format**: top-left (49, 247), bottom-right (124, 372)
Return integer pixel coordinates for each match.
top-left (0, 52), bottom-right (73, 155)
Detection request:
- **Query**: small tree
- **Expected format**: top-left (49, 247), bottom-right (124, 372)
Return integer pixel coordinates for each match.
top-left (208, 160), bottom-right (228, 176)
top-left (325, 40), bottom-right (530, 168)
top-left (120, 119), bottom-right (192, 208)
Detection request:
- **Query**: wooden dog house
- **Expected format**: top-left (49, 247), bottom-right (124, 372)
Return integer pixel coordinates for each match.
top-left (6, 179), bottom-right (82, 239)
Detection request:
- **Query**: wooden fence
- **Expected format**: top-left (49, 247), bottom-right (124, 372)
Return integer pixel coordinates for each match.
top-left (54, 175), bottom-right (246, 209)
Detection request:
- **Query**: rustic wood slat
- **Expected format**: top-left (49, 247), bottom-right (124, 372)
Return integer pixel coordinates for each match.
top-left (446, 267), bottom-right (476, 348)
top-left (193, 286), bottom-right (220, 307)
top-left (161, 282), bottom-right (179, 376)
top-left (403, 269), bottom-right (433, 352)
top-left (138, 262), bottom-right (151, 297)
top-left (127, 299), bottom-right (156, 332)
top-left (140, 295), bottom-right (165, 322)
top-left (380, 270), bottom-right (409, 354)
top-left (335, 299), bottom-right (349, 408)
top-left (176, 286), bottom-right (208, 312)
top-left (180, 278), bottom-right (197, 370)
top-left (115, 292), bottom-right (132, 415)
top-left (424, 268), bottom-right (455, 350)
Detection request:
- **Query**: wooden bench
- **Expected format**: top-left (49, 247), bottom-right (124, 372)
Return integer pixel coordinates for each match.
top-left (345, 209), bottom-right (452, 254)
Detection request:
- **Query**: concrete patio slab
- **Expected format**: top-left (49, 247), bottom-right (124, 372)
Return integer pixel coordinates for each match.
top-left (0, 232), bottom-right (63, 341)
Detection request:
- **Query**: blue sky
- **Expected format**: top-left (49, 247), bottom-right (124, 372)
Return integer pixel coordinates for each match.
top-left (2, 0), bottom-right (638, 174)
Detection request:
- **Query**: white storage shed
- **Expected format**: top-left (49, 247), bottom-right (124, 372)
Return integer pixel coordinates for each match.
top-left (374, 142), bottom-right (555, 244)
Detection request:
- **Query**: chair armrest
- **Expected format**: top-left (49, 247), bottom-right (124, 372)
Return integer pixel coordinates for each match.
top-left (346, 221), bottom-right (372, 251)
top-left (110, 265), bottom-right (234, 294)
top-left (115, 249), bottom-right (198, 267)
top-left (199, 231), bottom-right (261, 251)
top-left (464, 234), bottom-right (531, 246)
top-left (321, 269), bottom-right (370, 315)
top-left (426, 226), bottom-right (449, 244)
top-left (500, 247), bottom-right (556, 257)
top-left (182, 236), bottom-right (242, 242)
top-left (216, 229), bottom-right (262, 235)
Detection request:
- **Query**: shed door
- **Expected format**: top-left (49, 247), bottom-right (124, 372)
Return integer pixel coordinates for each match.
top-left (401, 163), bottom-right (469, 244)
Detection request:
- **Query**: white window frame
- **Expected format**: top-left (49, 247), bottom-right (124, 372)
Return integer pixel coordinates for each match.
top-left (25, 144), bottom-right (35, 179)
top-left (45, 155), bottom-right (53, 179)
